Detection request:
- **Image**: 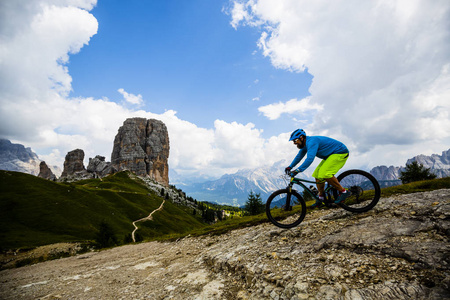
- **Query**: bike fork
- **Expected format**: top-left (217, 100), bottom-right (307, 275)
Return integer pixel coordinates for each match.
top-left (285, 184), bottom-right (294, 211)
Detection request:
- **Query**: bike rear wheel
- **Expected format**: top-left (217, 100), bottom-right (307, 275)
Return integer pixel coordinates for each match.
top-left (335, 169), bottom-right (381, 213)
top-left (266, 189), bottom-right (306, 228)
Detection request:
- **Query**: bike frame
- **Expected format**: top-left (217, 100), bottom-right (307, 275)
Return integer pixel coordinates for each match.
top-left (288, 176), bottom-right (335, 202)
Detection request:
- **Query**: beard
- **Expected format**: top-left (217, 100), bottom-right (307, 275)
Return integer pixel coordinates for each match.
top-left (297, 143), bottom-right (304, 149)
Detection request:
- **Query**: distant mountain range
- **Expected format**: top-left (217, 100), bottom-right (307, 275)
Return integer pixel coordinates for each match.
top-left (0, 139), bottom-right (61, 176)
top-left (407, 149), bottom-right (450, 178)
top-left (177, 160), bottom-right (309, 207)
top-left (369, 149), bottom-right (450, 188)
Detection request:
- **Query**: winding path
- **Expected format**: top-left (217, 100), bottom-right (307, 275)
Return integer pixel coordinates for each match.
top-left (132, 199), bottom-right (165, 242)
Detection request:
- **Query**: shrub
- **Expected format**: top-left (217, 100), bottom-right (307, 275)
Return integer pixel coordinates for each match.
top-left (95, 221), bottom-right (118, 248)
top-left (123, 233), bottom-right (133, 244)
top-left (134, 232), bottom-right (143, 243)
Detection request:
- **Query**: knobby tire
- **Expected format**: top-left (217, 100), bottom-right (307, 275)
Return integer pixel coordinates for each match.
top-left (266, 189), bottom-right (306, 229)
top-left (335, 169), bottom-right (381, 213)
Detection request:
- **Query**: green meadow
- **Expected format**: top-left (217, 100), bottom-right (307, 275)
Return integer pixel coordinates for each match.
top-left (0, 170), bottom-right (204, 250)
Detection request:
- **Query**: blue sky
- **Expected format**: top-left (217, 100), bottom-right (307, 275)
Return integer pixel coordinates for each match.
top-left (68, 0), bottom-right (312, 135)
top-left (0, 0), bottom-right (449, 181)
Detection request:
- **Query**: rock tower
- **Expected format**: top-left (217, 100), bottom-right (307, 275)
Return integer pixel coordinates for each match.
top-left (111, 118), bottom-right (170, 186)
top-left (61, 149), bottom-right (88, 178)
top-left (38, 161), bottom-right (56, 181)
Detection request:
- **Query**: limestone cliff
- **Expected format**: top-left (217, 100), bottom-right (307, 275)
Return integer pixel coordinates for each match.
top-left (111, 118), bottom-right (169, 186)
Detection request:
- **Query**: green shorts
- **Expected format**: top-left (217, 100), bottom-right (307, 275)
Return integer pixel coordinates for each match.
top-left (312, 153), bottom-right (349, 181)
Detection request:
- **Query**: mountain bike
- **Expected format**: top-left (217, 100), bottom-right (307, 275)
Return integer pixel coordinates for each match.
top-left (265, 169), bottom-right (381, 228)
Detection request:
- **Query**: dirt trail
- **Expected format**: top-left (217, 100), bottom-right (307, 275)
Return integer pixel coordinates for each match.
top-left (132, 199), bottom-right (165, 242)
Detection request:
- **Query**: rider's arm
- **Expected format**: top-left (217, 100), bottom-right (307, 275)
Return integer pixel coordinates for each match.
top-left (296, 141), bottom-right (319, 172)
top-left (289, 148), bottom-right (306, 169)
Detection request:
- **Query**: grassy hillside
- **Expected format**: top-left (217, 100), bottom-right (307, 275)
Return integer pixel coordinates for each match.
top-left (0, 171), bottom-right (205, 250)
top-left (379, 176), bottom-right (450, 197)
top-left (1, 169), bottom-right (449, 252)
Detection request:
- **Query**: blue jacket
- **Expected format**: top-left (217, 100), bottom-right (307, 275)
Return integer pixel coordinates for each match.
top-left (289, 136), bottom-right (349, 172)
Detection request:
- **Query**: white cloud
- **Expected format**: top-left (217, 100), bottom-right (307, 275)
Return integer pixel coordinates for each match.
top-left (232, 0), bottom-right (450, 164)
top-left (229, 1), bottom-right (251, 29)
top-left (0, 1), bottom-right (98, 139)
top-left (0, 2), bottom-right (98, 100)
top-left (118, 88), bottom-right (144, 106)
top-left (0, 0), bottom-right (292, 180)
top-left (0, 0), bottom-right (311, 182)
top-left (212, 120), bottom-right (265, 169)
top-left (1, 0), bottom-right (307, 181)
top-left (258, 97), bottom-right (323, 120)
top-left (0, 0), bottom-right (293, 183)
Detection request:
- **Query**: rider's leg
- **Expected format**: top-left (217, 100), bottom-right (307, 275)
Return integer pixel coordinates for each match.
top-left (324, 176), bottom-right (345, 193)
top-left (315, 178), bottom-right (325, 197)
top-left (310, 179), bottom-right (325, 208)
top-left (312, 160), bottom-right (325, 196)
top-left (311, 162), bottom-right (326, 207)
top-left (314, 153), bottom-right (349, 203)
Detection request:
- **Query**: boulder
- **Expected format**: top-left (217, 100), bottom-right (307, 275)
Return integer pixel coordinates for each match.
top-left (111, 118), bottom-right (169, 186)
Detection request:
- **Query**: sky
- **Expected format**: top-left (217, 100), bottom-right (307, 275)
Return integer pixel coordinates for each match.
top-left (0, 0), bottom-right (449, 182)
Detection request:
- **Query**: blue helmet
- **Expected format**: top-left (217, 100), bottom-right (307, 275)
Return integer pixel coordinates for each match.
top-left (289, 129), bottom-right (306, 141)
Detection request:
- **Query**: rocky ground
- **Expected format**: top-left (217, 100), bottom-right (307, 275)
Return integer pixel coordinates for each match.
top-left (1, 189), bottom-right (449, 299)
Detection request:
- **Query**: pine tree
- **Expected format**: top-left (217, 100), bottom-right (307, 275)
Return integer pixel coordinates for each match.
top-left (203, 209), bottom-right (215, 223)
top-left (399, 161), bottom-right (437, 184)
top-left (216, 210), bottom-right (223, 221)
top-left (245, 191), bottom-right (264, 215)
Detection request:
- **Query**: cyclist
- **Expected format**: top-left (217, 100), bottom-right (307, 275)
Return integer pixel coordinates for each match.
top-left (285, 129), bottom-right (350, 207)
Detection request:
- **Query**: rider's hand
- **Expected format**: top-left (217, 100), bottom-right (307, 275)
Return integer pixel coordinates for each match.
top-left (290, 169), bottom-right (300, 177)
top-left (284, 167), bottom-right (292, 175)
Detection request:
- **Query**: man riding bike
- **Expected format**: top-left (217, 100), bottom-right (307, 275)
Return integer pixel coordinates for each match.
top-left (285, 129), bottom-right (350, 207)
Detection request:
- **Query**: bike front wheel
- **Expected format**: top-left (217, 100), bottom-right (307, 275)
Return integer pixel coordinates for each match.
top-left (266, 189), bottom-right (306, 228)
top-left (335, 169), bottom-right (381, 213)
